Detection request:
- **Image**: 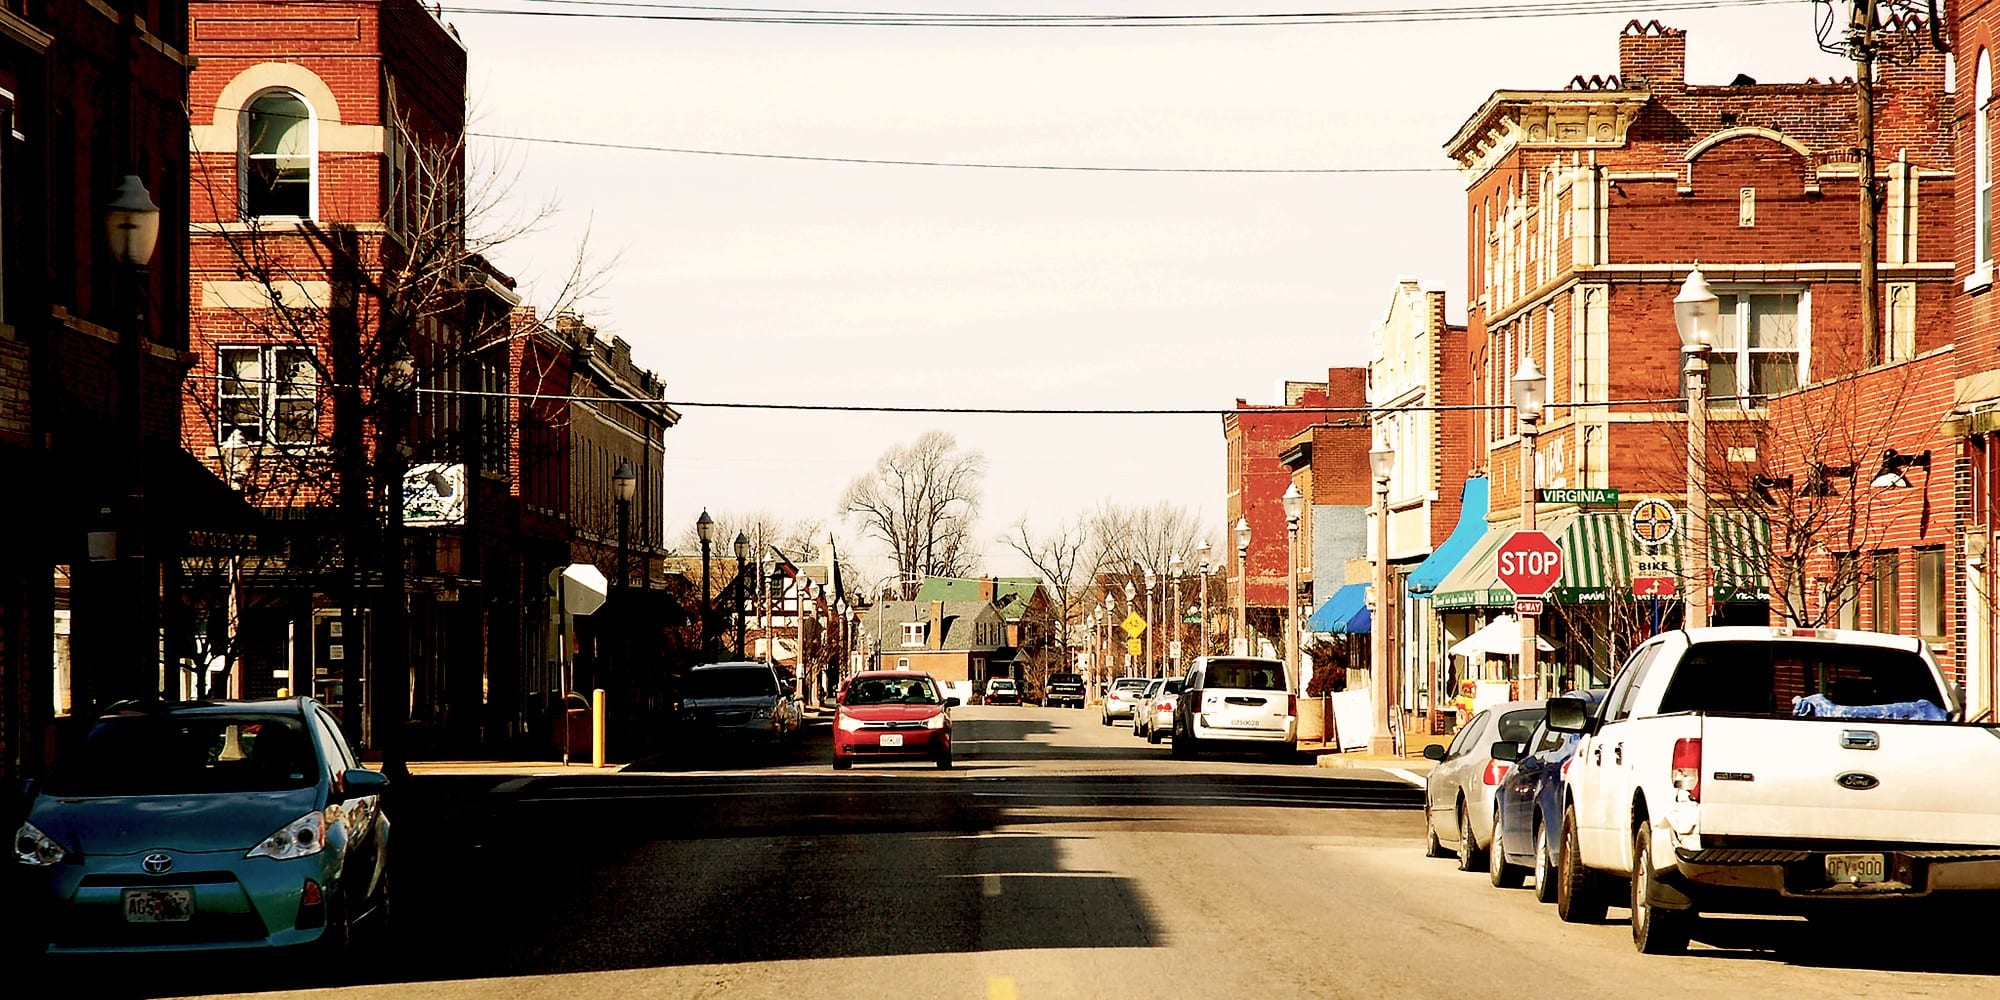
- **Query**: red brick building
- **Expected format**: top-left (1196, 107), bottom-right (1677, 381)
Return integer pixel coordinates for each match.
top-left (1, 3), bottom-right (245, 784)
top-left (1441, 19), bottom-right (1955, 692)
top-left (1223, 379), bottom-right (1336, 655)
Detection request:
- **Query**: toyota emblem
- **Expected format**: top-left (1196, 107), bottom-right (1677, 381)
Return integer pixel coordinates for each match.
top-left (142, 853), bottom-right (173, 874)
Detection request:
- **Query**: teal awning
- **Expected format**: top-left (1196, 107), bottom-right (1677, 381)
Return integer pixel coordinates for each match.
top-left (1407, 476), bottom-right (1490, 595)
top-left (1306, 582), bottom-right (1371, 634)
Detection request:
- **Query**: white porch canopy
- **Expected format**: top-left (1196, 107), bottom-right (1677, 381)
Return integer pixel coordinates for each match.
top-left (1448, 613), bottom-right (1555, 659)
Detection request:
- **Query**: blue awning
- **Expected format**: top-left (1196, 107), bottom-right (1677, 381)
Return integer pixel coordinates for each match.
top-left (1306, 582), bottom-right (1371, 634)
top-left (1407, 476), bottom-right (1491, 596)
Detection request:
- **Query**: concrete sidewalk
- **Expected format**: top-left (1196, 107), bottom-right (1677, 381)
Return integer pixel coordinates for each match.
top-left (1315, 751), bottom-right (1434, 786)
top-left (372, 759), bottom-right (640, 777)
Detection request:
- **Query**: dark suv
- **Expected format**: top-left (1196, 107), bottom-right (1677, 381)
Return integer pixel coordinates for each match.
top-left (1045, 672), bottom-right (1086, 709)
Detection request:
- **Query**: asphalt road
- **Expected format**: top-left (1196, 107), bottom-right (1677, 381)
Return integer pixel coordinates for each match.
top-left (108, 706), bottom-right (2000, 999)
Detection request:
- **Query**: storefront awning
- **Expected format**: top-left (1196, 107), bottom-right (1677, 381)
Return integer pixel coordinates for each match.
top-left (1305, 582), bottom-right (1371, 634)
top-left (1555, 510), bottom-right (1772, 603)
top-left (1429, 514), bottom-right (1579, 609)
top-left (1406, 476), bottom-right (1490, 596)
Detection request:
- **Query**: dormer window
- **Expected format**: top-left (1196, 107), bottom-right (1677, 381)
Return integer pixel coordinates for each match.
top-left (244, 90), bottom-right (315, 219)
top-left (901, 622), bottom-right (924, 647)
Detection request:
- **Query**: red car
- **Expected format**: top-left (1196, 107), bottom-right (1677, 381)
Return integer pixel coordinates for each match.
top-left (832, 671), bottom-right (955, 770)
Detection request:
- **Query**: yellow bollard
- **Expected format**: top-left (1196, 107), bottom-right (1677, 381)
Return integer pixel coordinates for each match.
top-left (592, 688), bottom-right (607, 768)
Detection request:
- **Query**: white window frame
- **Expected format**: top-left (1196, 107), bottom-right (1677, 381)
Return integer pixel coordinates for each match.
top-left (219, 345), bottom-right (318, 445)
top-left (1709, 289), bottom-right (1809, 409)
top-left (901, 622), bottom-right (924, 648)
top-left (1976, 51), bottom-right (1994, 291)
top-left (241, 88), bottom-right (318, 220)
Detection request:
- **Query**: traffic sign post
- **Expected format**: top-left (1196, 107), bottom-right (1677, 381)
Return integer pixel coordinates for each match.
top-left (1496, 530), bottom-right (1562, 598)
top-left (1121, 612), bottom-right (1147, 638)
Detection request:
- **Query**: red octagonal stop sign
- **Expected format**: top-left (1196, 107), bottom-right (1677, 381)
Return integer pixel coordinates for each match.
top-left (1497, 529), bottom-right (1562, 598)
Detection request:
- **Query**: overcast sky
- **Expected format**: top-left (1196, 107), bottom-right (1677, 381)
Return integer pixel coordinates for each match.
top-left (451, 1), bottom-right (1857, 578)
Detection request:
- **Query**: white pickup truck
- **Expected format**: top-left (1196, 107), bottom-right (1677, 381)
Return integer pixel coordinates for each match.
top-left (1545, 625), bottom-right (2000, 954)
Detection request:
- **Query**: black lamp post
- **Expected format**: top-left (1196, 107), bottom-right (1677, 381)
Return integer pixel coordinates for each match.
top-left (696, 510), bottom-right (714, 660)
top-left (105, 175), bottom-right (161, 708)
top-left (612, 459), bottom-right (635, 693)
top-left (733, 532), bottom-right (750, 657)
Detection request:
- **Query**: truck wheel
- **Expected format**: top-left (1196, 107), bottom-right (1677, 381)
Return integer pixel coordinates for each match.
top-left (1556, 805), bottom-right (1608, 923)
top-left (1455, 804), bottom-right (1485, 873)
top-left (1631, 820), bottom-right (1693, 954)
top-left (1489, 815), bottom-right (1525, 888)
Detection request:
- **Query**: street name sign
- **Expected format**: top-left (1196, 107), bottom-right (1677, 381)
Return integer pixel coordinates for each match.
top-left (1538, 487), bottom-right (1619, 505)
top-left (1496, 530), bottom-right (1562, 598)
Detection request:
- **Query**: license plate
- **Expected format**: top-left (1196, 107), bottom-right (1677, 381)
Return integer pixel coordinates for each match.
top-left (1825, 853), bottom-right (1886, 884)
top-left (880, 734), bottom-right (904, 747)
top-left (123, 888), bottom-right (194, 923)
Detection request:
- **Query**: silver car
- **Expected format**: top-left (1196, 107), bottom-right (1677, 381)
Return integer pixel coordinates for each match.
top-left (1100, 677), bottom-right (1150, 725)
top-left (673, 661), bottom-right (803, 746)
top-left (1133, 677), bottom-right (1183, 743)
top-left (1422, 699), bottom-right (1546, 873)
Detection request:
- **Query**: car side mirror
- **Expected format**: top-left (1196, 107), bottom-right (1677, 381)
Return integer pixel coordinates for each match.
top-left (1422, 743), bottom-right (1447, 762)
top-left (1544, 697), bottom-right (1594, 734)
top-left (1491, 741), bottom-right (1523, 763)
top-left (337, 767), bottom-right (390, 800)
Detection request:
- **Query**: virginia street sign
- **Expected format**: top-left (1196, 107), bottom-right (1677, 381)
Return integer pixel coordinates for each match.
top-left (1538, 487), bottom-right (1619, 505)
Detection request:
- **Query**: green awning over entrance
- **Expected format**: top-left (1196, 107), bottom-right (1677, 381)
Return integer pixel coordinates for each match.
top-left (1554, 510), bottom-right (1771, 604)
top-left (1429, 515), bottom-right (1578, 609)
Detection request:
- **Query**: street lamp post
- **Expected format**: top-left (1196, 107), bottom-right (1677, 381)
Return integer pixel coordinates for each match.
top-left (1196, 540), bottom-right (1211, 661)
top-left (1512, 357), bottom-right (1548, 700)
top-left (612, 459), bottom-right (635, 699)
top-left (1144, 567), bottom-right (1158, 678)
top-left (106, 175), bottom-right (161, 711)
top-left (1282, 483), bottom-right (1303, 696)
top-left (1168, 552), bottom-right (1183, 674)
top-left (733, 533), bottom-right (750, 657)
top-left (1675, 265), bottom-right (1720, 631)
top-left (1234, 518), bottom-right (1251, 655)
top-left (696, 510), bottom-right (714, 660)
top-left (1124, 581), bottom-right (1137, 675)
top-left (1369, 442), bottom-right (1397, 755)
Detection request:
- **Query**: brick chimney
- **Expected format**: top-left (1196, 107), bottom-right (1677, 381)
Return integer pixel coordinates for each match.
top-left (1618, 20), bottom-right (1686, 91)
top-left (929, 601), bottom-right (944, 649)
top-left (980, 576), bottom-right (996, 602)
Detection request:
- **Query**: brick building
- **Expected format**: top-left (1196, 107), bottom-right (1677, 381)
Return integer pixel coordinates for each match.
top-left (1437, 19), bottom-right (1955, 697)
top-left (183, 1), bottom-right (522, 753)
top-left (1, 3), bottom-right (246, 785)
top-left (1223, 380), bottom-right (1335, 657)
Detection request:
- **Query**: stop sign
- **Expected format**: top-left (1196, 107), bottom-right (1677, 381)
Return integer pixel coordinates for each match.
top-left (1496, 530), bottom-right (1562, 597)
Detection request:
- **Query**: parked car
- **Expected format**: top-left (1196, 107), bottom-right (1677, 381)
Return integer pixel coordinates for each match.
top-left (1170, 656), bottom-right (1296, 759)
top-left (1421, 699), bottom-right (1546, 874)
top-left (1045, 673), bottom-right (1087, 709)
top-left (1489, 689), bottom-right (1607, 899)
top-left (12, 697), bottom-right (392, 960)
top-left (1137, 677), bottom-right (1184, 744)
top-left (1131, 679), bottom-right (1166, 739)
top-left (983, 678), bottom-right (1021, 706)
top-left (673, 661), bottom-right (803, 747)
top-left (1101, 677), bottom-right (1150, 725)
top-left (1549, 626), bottom-right (2000, 954)
top-left (832, 671), bottom-right (955, 770)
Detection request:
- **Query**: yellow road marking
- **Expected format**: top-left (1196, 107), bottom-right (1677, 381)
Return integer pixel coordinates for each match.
top-left (983, 874), bottom-right (1003, 897)
top-left (988, 977), bottom-right (1019, 1000)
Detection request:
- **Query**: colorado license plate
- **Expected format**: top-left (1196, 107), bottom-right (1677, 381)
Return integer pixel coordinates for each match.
top-left (123, 888), bottom-right (194, 923)
top-left (880, 734), bottom-right (903, 747)
top-left (1824, 853), bottom-right (1886, 884)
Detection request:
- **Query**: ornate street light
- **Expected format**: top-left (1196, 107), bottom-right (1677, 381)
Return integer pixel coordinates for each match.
top-left (733, 532), bottom-right (750, 656)
top-left (1282, 483), bottom-right (1304, 695)
top-left (1675, 264), bottom-right (1719, 630)
top-left (1369, 441), bottom-right (1397, 755)
top-left (1512, 356), bottom-right (1548, 698)
top-left (1234, 517), bottom-right (1252, 654)
top-left (696, 510), bottom-right (715, 659)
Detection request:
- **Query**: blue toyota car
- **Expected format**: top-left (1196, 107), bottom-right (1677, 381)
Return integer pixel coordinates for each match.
top-left (1486, 689), bottom-right (1606, 900)
top-left (11, 697), bottom-right (391, 961)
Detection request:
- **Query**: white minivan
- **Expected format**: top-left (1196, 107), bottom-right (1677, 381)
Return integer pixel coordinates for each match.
top-left (1171, 656), bottom-right (1296, 758)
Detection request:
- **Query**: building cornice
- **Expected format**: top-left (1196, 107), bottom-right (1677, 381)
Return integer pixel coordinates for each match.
top-left (1445, 89), bottom-right (1651, 184)
top-left (0, 10), bottom-right (53, 52)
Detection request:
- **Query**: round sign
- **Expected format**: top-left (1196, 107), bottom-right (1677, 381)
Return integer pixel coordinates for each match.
top-left (1496, 529), bottom-right (1563, 598)
top-left (1630, 498), bottom-right (1677, 548)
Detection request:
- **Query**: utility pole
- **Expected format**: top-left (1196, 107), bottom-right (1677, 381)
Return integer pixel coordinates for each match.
top-left (1853, 0), bottom-right (1881, 363)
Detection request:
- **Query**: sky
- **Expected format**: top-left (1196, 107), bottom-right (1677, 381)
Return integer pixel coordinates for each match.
top-left (448, 1), bottom-right (1860, 578)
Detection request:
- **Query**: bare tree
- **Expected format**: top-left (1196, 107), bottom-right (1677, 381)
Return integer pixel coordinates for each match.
top-left (841, 431), bottom-right (986, 593)
top-left (1087, 502), bottom-right (1212, 673)
top-left (1001, 515), bottom-right (1103, 681)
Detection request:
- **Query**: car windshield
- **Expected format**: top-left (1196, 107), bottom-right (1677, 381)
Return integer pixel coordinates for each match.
top-left (1201, 659), bottom-right (1287, 691)
top-left (847, 676), bottom-right (942, 706)
top-left (1049, 674), bottom-right (1081, 686)
top-left (1496, 708), bottom-right (1542, 744)
top-left (1112, 679), bottom-right (1149, 693)
top-left (686, 668), bottom-right (777, 699)
top-left (1656, 641), bottom-right (1946, 717)
top-left (1162, 679), bottom-right (1183, 695)
top-left (44, 715), bottom-right (318, 796)
top-left (990, 680), bottom-right (1015, 690)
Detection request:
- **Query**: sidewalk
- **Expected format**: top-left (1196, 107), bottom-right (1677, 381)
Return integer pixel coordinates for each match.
top-left (1315, 750), bottom-right (1435, 783)
top-left (371, 759), bottom-right (641, 777)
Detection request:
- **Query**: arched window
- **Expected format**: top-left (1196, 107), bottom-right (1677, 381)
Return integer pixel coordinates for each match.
top-left (243, 90), bottom-right (315, 219)
top-left (1978, 51), bottom-right (1992, 271)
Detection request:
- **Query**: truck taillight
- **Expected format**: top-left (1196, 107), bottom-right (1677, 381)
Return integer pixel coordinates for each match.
top-left (1483, 759), bottom-right (1511, 785)
top-left (1287, 694), bottom-right (1298, 717)
top-left (1672, 737), bottom-right (1702, 802)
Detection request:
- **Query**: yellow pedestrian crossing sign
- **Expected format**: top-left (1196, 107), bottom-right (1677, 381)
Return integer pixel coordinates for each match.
top-left (1121, 612), bottom-right (1147, 637)
top-left (1127, 637), bottom-right (1143, 656)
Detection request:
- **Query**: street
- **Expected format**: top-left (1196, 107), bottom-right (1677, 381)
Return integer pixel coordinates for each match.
top-left (113, 706), bottom-right (1999, 999)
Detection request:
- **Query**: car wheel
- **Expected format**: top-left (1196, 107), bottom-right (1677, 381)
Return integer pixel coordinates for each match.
top-left (1101, 713), bottom-right (1111, 727)
top-left (1424, 809), bottom-right (1449, 859)
top-left (1172, 723), bottom-right (1197, 759)
top-left (1631, 819), bottom-right (1693, 954)
top-left (1490, 814), bottom-right (1525, 888)
top-left (1533, 816), bottom-right (1558, 903)
top-left (936, 750), bottom-right (953, 770)
top-left (1455, 803), bottom-right (1484, 873)
top-left (832, 756), bottom-right (852, 771)
top-left (1556, 805), bottom-right (1608, 923)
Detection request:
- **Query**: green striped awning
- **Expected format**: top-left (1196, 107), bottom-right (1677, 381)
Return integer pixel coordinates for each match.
top-left (1553, 510), bottom-right (1771, 603)
top-left (1429, 515), bottom-right (1579, 609)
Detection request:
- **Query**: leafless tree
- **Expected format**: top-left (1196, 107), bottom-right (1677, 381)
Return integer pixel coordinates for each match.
top-left (1087, 502), bottom-right (1213, 673)
top-left (841, 431), bottom-right (986, 592)
top-left (1001, 515), bottom-right (1103, 679)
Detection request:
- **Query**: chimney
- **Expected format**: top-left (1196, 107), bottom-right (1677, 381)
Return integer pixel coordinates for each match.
top-left (1618, 20), bottom-right (1685, 91)
top-left (980, 576), bottom-right (996, 602)
top-left (929, 601), bottom-right (944, 649)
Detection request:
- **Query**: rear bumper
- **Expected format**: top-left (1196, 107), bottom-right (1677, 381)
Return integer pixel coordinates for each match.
top-left (1669, 846), bottom-right (2000, 903)
top-left (1188, 717), bottom-right (1295, 744)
